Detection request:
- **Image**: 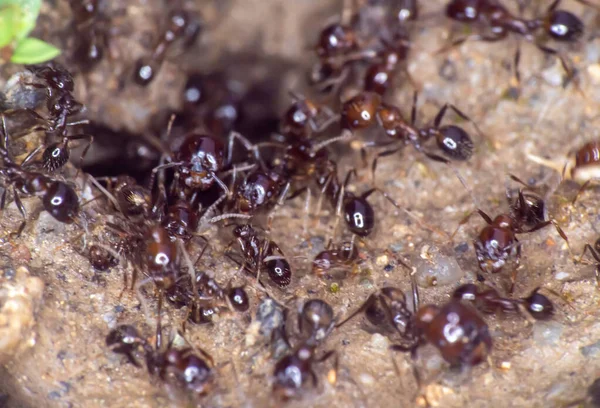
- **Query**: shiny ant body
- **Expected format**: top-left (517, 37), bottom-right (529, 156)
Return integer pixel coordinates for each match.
top-left (312, 240), bottom-right (360, 277)
top-left (69, 0), bottom-right (109, 72)
top-left (272, 299), bottom-right (338, 399)
top-left (338, 282), bottom-right (492, 368)
top-left (227, 224), bottom-right (292, 288)
top-left (134, 7), bottom-right (202, 86)
top-left (0, 116), bottom-right (80, 228)
top-left (445, 0), bottom-right (593, 83)
top-left (106, 324), bottom-right (214, 395)
top-left (20, 64), bottom-right (92, 172)
top-left (453, 283), bottom-right (555, 320)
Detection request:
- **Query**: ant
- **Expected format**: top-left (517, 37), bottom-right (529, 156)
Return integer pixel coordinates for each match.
top-left (444, 0), bottom-right (595, 84)
top-left (279, 92), bottom-right (337, 139)
top-left (106, 324), bottom-right (214, 395)
top-left (370, 92), bottom-right (478, 180)
top-left (453, 283), bottom-right (555, 321)
top-left (18, 64), bottom-right (93, 172)
top-left (227, 224), bottom-right (292, 288)
top-left (272, 299), bottom-right (338, 399)
top-left (152, 132), bottom-right (229, 202)
top-left (453, 180), bottom-right (569, 291)
top-left (134, 7), bottom-right (202, 86)
top-left (69, 0), bottom-right (110, 72)
top-left (312, 240), bottom-right (360, 278)
top-left (88, 244), bottom-right (119, 271)
top-left (0, 116), bottom-right (80, 229)
top-left (166, 269), bottom-right (250, 325)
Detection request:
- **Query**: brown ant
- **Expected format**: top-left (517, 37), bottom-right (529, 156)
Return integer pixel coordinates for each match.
top-left (88, 244), bottom-right (119, 271)
top-left (453, 180), bottom-right (569, 291)
top-left (227, 224), bottom-right (292, 288)
top-left (279, 92), bottom-right (337, 139)
top-left (69, 0), bottom-right (110, 72)
top-left (371, 92), bottom-right (478, 180)
top-left (453, 283), bottom-right (555, 321)
top-left (272, 299), bottom-right (338, 399)
top-left (338, 277), bottom-right (492, 371)
top-left (444, 0), bottom-right (595, 84)
top-left (134, 7), bottom-right (202, 86)
top-left (0, 116), bottom-right (80, 229)
top-left (106, 324), bottom-right (214, 395)
top-left (312, 240), bottom-right (360, 277)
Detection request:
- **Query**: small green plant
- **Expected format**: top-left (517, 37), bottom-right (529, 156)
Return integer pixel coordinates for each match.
top-left (0, 0), bottom-right (60, 64)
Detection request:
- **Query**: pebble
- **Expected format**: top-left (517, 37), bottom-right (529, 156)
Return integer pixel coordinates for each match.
top-left (414, 245), bottom-right (464, 288)
top-left (554, 271), bottom-right (570, 281)
top-left (580, 340), bottom-right (600, 357)
top-left (588, 64), bottom-right (600, 85)
top-left (376, 255), bottom-right (389, 266)
top-left (359, 373), bottom-right (375, 386)
top-left (533, 321), bottom-right (563, 346)
top-left (369, 333), bottom-right (389, 351)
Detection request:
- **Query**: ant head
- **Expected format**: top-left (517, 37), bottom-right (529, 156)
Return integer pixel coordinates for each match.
top-left (545, 10), bottom-right (584, 42)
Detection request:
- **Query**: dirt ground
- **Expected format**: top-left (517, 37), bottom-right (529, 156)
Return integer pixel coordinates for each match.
top-left (2, 0), bottom-right (600, 407)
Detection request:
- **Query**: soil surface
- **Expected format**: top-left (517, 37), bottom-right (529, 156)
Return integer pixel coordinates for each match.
top-left (2, 1), bottom-right (600, 407)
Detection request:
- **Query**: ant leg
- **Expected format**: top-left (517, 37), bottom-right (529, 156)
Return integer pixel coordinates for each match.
top-left (572, 178), bottom-right (600, 205)
top-left (289, 187), bottom-right (311, 236)
top-left (310, 129), bottom-right (353, 155)
top-left (371, 146), bottom-right (402, 185)
top-left (435, 102), bottom-right (485, 140)
top-left (410, 91), bottom-right (418, 126)
top-left (226, 131), bottom-right (265, 169)
top-left (266, 182), bottom-right (291, 233)
top-left (314, 172), bottom-right (333, 229)
top-left (336, 293), bottom-right (377, 328)
top-left (20, 144), bottom-right (44, 167)
top-left (547, 0), bottom-right (562, 11)
top-left (209, 171), bottom-right (230, 196)
top-left (13, 188), bottom-right (26, 219)
top-left (513, 43), bottom-right (522, 86)
top-left (156, 288), bottom-right (164, 350)
top-left (450, 209), bottom-right (492, 240)
top-left (66, 133), bottom-right (94, 170)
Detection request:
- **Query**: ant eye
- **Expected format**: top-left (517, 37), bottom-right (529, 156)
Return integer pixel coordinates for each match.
top-left (437, 125), bottom-right (473, 160)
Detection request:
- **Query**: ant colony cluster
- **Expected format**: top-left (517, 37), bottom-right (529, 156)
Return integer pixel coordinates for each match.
top-left (3, 0), bottom-right (600, 407)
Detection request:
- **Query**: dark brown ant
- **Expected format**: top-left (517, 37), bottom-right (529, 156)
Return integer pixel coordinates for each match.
top-left (92, 175), bottom-right (152, 219)
top-left (371, 92), bottom-right (477, 180)
top-left (279, 92), bottom-right (337, 139)
top-left (453, 283), bottom-right (555, 321)
top-left (0, 117), bottom-right (80, 228)
top-left (17, 65), bottom-right (93, 172)
top-left (227, 224), bottom-right (292, 288)
top-left (272, 299), bottom-right (338, 399)
top-left (312, 240), bottom-right (360, 277)
top-left (339, 280), bottom-right (492, 368)
top-left (106, 324), bottom-right (214, 395)
top-left (153, 132), bottom-right (229, 201)
top-left (134, 7), bottom-right (202, 86)
top-left (445, 0), bottom-right (595, 83)
top-left (88, 244), bottom-right (119, 271)
top-left (505, 175), bottom-right (547, 229)
top-left (455, 192), bottom-right (568, 290)
top-left (69, 0), bottom-right (109, 72)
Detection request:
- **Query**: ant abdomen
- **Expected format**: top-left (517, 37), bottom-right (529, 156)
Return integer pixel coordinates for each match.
top-left (545, 10), bottom-right (584, 42)
top-left (265, 258), bottom-right (292, 287)
top-left (436, 125), bottom-right (474, 161)
top-left (43, 181), bottom-right (79, 223)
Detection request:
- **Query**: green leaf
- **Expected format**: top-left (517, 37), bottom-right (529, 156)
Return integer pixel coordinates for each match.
top-left (10, 37), bottom-right (60, 64)
top-left (0, 6), bottom-right (17, 47)
top-left (0, 0), bottom-right (42, 40)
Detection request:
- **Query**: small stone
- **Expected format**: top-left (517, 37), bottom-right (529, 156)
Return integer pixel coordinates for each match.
top-left (376, 255), bottom-right (389, 266)
top-left (587, 64), bottom-right (600, 84)
top-left (369, 333), bottom-right (389, 350)
top-left (384, 264), bottom-right (394, 272)
top-left (414, 245), bottom-right (464, 287)
top-left (454, 242), bottom-right (469, 254)
top-left (329, 282), bottom-right (340, 294)
top-left (359, 373), bottom-right (375, 386)
top-left (533, 321), bottom-right (563, 346)
top-left (580, 340), bottom-right (600, 357)
top-left (554, 271), bottom-right (570, 281)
